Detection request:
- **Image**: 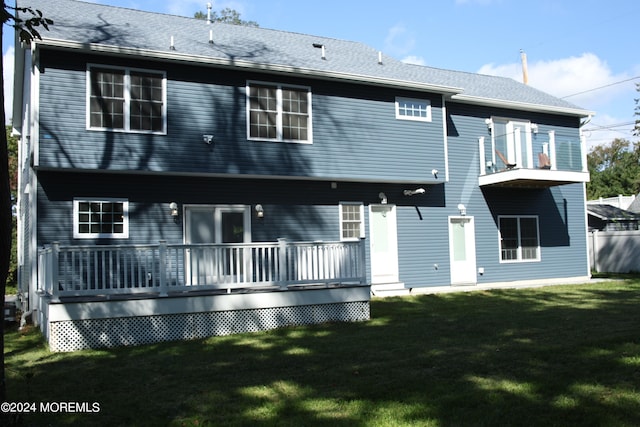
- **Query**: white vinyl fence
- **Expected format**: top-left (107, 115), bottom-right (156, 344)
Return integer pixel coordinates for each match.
top-left (589, 230), bottom-right (640, 273)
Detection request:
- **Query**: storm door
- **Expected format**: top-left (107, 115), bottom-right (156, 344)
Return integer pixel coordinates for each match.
top-left (184, 205), bottom-right (250, 285)
top-left (448, 216), bottom-right (477, 286)
top-left (369, 204), bottom-right (399, 284)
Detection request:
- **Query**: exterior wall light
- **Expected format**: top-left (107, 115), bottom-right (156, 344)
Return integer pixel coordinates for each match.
top-left (255, 204), bottom-right (264, 218)
top-left (403, 188), bottom-right (426, 196)
top-left (457, 203), bottom-right (467, 216)
top-left (169, 202), bottom-right (179, 217)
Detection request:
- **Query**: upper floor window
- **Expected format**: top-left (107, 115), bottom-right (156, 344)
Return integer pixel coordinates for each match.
top-left (88, 65), bottom-right (166, 133)
top-left (396, 97), bottom-right (431, 122)
top-left (73, 198), bottom-right (129, 239)
top-left (247, 82), bottom-right (312, 143)
top-left (340, 203), bottom-right (364, 241)
top-left (498, 215), bottom-right (539, 262)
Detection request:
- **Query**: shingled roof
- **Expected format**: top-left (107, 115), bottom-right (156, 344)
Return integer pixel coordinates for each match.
top-left (18, 0), bottom-right (592, 117)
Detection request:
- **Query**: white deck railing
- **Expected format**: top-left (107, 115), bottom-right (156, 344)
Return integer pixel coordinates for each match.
top-left (38, 239), bottom-right (367, 299)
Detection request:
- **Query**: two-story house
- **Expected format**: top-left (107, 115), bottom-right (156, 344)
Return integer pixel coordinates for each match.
top-left (14, 0), bottom-right (591, 351)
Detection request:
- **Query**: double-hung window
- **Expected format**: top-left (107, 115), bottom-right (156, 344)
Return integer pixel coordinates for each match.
top-left (73, 198), bottom-right (129, 239)
top-left (247, 82), bottom-right (312, 143)
top-left (88, 65), bottom-right (166, 133)
top-left (498, 216), bottom-right (540, 262)
top-left (340, 203), bottom-right (364, 241)
top-left (395, 97), bottom-right (431, 122)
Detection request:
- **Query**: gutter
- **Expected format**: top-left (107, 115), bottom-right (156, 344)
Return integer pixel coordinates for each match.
top-left (34, 38), bottom-right (465, 96)
top-left (450, 94), bottom-right (594, 118)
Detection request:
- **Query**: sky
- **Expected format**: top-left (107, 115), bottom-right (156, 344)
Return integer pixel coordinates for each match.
top-left (3, 0), bottom-right (640, 149)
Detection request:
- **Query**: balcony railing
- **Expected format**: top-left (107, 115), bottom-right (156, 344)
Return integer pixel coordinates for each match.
top-left (38, 239), bottom-right (367, 300)
top-left (478, 130), bottom-right (589, 188)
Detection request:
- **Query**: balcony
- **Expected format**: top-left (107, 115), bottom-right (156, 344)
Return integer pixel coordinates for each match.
top-left (477, 130), bottom-right (589, 188)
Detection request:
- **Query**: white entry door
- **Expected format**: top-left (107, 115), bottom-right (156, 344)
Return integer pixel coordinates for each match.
top-left (449, 216), bottom-right (477, 285)
top-left (369, 205), bottom-right (399, 284)
top-left (184, 205), bottom-right (250, 285)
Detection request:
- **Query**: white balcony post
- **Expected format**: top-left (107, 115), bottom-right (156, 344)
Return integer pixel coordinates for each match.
top-left (277, 238), bottom-right (288, 290)
top-left (478, 137), bottom-right (486, 176)
top-left (580, 134), bottom-right (588, 172)
top-left (158, 240), bottom-right (168, 296)
top-left (548, 131), bottom-right (557, 170)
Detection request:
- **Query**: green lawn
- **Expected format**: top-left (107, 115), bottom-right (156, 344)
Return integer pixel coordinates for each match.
top-left (4, 279), bottom-right (640, 426)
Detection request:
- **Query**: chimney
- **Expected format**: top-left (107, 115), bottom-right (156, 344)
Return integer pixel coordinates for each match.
top-left (207, 3), bottom-right (212, 24)
top-left (520, 49), bottom-right (529, 85)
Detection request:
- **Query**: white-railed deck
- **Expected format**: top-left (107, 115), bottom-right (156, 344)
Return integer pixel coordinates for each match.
top-left (36, 239), bottom-right (370, 351)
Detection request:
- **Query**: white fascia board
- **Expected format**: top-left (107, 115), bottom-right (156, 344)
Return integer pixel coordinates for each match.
top-left (586, 210), bottom-right (608, 220)
top-left (451, 94), bottom-right (595, 118)
top-left (478, 169), bottom-right (590, 187)
top-left (36, 39), bottom-right (464, 95)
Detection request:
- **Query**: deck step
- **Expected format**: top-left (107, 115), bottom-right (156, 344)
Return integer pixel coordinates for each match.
top-left (371, 283), bottom-right (409, 297)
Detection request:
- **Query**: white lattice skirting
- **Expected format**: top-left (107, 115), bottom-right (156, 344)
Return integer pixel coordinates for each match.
top-left (49, 301), bottom-right (370, 352)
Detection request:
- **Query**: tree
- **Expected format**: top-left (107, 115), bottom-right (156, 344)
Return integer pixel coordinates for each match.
top-left (194, 7), bottom-right (258, 27)
top-left (6, 127), bottom-right (18, 288)
top-left (634, 83), bottom-right (640, 137)
top-left (0, 2), bottom-right (52, 404)
top-left (586, 138), bottom-right (640, 199)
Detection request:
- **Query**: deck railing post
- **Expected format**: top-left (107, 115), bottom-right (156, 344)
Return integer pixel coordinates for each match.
top-left (277, 238), bottom-right (288, 290)
top-left (51, 242), bottom-right (60, 300)
top-left (359, 237), bottom-right (367, 285)
top-left (158, 240), bottom-right (168, 297)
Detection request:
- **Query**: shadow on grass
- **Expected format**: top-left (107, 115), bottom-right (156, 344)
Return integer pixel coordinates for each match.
top-left (5, 280), bottom-right (640, 426)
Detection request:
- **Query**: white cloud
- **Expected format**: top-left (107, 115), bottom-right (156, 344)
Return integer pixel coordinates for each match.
top-left (478, 53), bottom-right (630, 110)
top-left (402, 55), bottom-right (426, 66)
top-left (3, 46), bottom-right (14, 123)
top-left (384, 24), bottom-right (415, 57)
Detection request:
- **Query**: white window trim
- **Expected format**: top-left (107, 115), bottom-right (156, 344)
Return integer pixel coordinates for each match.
top-left (73, 198), bottom-right (129, 239)
top-left (246, 80), bottom-right (313, 144)
top-left (498, 215), bottom-right (540, 263)
top-left (339, 202), bottom-right (365, 241)
top-left (395, 97), bottom-right (432, 122)
top-left (490, 117), bottom-right (533, 168)
top-left (86, 64), bottom-right (167, 135)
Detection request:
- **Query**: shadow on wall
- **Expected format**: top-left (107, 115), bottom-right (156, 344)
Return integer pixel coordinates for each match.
top-left (481, 186), bottom-right (570, 248)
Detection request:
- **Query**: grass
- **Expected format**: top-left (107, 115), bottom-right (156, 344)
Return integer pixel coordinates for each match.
top-left (4, 279), bottom-right (640, 426)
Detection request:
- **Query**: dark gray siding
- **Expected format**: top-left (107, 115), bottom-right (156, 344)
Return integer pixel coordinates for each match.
top-left (37, 49), bottom-right (445, 183)
top-left (34, 49), bottom-right (589, 289)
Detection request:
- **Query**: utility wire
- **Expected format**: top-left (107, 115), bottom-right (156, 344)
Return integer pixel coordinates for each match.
top-left (561, 76), bottom-right (640, 99)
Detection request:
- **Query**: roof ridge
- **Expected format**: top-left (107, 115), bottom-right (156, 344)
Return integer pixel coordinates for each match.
top-left (62, 0), bottom-right (372, 49)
